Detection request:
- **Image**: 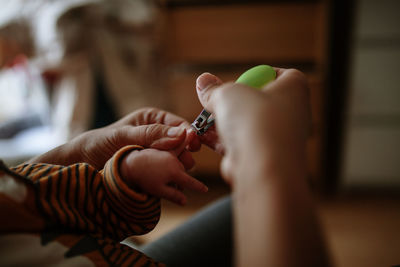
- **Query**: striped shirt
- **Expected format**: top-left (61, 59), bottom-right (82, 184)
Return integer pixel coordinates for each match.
top-left (0, 145), bottom-right (165, 266)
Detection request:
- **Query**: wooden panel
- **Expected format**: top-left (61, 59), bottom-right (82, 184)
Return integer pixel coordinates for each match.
top-left (349, 48), bottom-right (400, 116)
top-left (165, 3), bottom-right (321, 64)
top-left (357, 0), bottom-right (400, 39)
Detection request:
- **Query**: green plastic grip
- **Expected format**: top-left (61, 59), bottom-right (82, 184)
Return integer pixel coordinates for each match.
top-left (235, 65), bottom-right (276, 90)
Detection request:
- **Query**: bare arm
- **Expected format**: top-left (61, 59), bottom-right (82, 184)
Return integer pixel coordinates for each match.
top-left (233, 136), bottom-right (328, 267)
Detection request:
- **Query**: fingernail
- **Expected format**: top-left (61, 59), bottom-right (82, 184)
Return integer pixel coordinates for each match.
top-left (168, 127), bottom-right (185, 137)
top-left (196, 73), bottom-right (218, 91)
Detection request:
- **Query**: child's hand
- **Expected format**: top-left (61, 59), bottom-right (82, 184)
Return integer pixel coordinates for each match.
top-left (120, 148), bottom-right (208, 205)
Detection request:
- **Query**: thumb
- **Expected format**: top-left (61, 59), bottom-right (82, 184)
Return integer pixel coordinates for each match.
top-left (196, 72), bottom-right (223, 113)
top-left (118, 124), bottom-right (187, 150)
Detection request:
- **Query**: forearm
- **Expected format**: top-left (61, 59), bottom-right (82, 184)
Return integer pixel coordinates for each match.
top-left (232, 144), bottom-right (331, 267)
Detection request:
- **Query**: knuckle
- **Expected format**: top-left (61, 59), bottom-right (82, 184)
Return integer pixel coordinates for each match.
top-left (144, 124), bottom-right (155, 138)
top-left (287, 69), bottom-right (308, 86)
top-left (143, 107), bottom-right (161, 123)
top-left (143, 124), bottom-right (163, 146)
top-left (109, 127), bottom-right (122, 143)
top-left (287, 68), bottom-right (305, 78)
top-left (113, 125), bottom-right (130, 142)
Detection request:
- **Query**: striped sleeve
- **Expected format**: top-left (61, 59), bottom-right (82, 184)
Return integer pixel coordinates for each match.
top-left (10, 145), bottom-right (161, 241)
top-left (101, 145), bottom-right (161, 234)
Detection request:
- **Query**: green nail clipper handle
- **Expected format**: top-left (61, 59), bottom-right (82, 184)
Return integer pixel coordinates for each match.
top-left (236, 64), bottom-right (276, 89)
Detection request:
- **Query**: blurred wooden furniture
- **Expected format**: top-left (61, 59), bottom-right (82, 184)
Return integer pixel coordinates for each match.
top-left (341, 0), bottom-right (400, 188)
top-left (161, 1), bottom-right (329, 183)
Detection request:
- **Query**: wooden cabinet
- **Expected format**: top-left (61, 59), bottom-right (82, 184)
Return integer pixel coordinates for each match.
top-left (164, 3), bottom-right (321, 64)
top-left (161, 1), bottom-right (329, 181)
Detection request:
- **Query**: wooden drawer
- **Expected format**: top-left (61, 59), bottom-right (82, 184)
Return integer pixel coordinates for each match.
top-left (165, 3), bottom-right (322, 64)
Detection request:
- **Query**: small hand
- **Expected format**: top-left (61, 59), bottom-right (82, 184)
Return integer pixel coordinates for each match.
top-left (120, 148), bottom-right (208, 206)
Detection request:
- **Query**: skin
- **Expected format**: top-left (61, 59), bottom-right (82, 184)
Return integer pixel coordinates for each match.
top-left (27, 107), bottom-right (207, 206)
top-left (27, 67), bottom-right (331, 266)
top-left (195, 69), bottom-right (331, 267)
top-left (27, 107), bottom-right (201, 170)
top-left (120, 148), bottom-right (208, 206)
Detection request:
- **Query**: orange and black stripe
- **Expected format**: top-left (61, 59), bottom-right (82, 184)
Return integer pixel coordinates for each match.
top-left (0, 145), bottom-right (164, 266)
top-left (11, 145), bottom-right (160, 240)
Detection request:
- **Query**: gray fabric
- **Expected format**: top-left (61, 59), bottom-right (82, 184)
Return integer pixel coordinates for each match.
top-left (140, 195), bottom-right (233, 267)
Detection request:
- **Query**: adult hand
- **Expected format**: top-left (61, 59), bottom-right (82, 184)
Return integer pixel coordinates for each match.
top-left (27, 107), bottom-right (200, 170)
top-left (195, 69), bottom-right (330, 267)
top-left (194, 68), bottom-right (311, 184)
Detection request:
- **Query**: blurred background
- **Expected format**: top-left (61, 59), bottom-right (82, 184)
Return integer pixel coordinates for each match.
top-left (0, 0), bottom-right (399, 266)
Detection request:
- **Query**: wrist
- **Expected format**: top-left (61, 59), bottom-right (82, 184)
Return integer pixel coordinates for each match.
top-left (117, 147), bottom-right (142, 187)
top-left (120, 152), bottom-right (134, 185)
top-left (231, 143), bottom-right (307, 187)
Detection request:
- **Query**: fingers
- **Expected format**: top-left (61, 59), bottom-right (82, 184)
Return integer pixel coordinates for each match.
top-left (161, 173), bottom-right (208, 205)
top-left (150, 126), bottom-right (187, 150)
top-left (116, 107), bottom-right (193, 130)
top-left (195, 72), bottom-right (223, 113)
top-left (195, 73), bottom-right (228, 152)
top-left (197, 124), bottom-right (225, 155)
top-left (265, 68), bottom-right (308, 94)
top-left (220, 156), bottom-right (234, 187)
top-left (175, 171), bottom-right (208, 194)
top-left (178, 150), bottom-right (196, 171)
top-left (196, 69), bottom-right (308, 111)
top-left (160, 186), bottom-right (188, 206)
top-left (267, 68), bottom-right (312, 136)
top-left (118, 124), bottom-right (198, 172)
top-left (186, 129), bottom-right (202, 152)
top-left (116, 124), bottom-right (187, 150)
top-left (142, 107), bottom-right (193, 130)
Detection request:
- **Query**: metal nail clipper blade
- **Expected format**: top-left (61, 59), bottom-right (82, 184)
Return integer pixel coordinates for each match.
top-left (191, 109), bottom-right (215, 135)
